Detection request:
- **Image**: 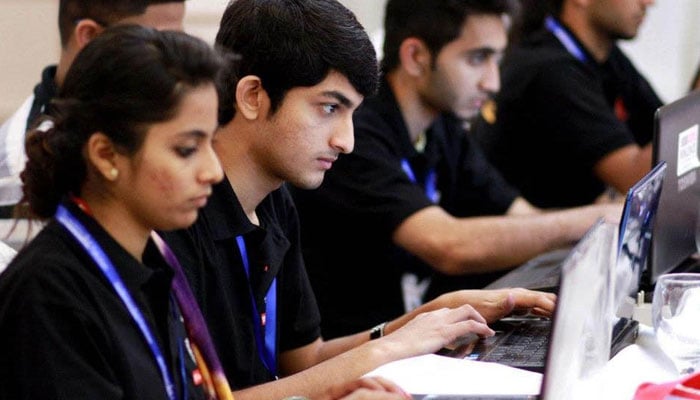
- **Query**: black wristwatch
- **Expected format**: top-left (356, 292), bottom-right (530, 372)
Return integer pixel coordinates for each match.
top-left (369, 322), bottom-right (387, 340)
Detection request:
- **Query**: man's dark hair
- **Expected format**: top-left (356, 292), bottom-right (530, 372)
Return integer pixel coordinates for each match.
top-left (382, 0), bottom-right (514, 72)
top-left (58, 0), bottom-right (185, 47)
top-left (215, 0), bottom-right (379, 125)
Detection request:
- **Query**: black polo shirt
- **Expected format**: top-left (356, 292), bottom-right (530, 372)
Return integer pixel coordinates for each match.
top-left (474, 22), bottom-right (663, 208)
top-left (160, 179), bottom-right (321, 389)
top-left (0, 201), bottom-right (204, 400)
top-left (291, 77), bottom-right (519, 339)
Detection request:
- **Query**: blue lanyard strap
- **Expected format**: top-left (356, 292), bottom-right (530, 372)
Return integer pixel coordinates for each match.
top-left (55, 205), bottom-right (180, 400)
top-left (401, 159), bottom-right (438, 203)
top-left (236, 235), bottom-right (278, 377)
top-left (545, 16), bottom-right (588, 63)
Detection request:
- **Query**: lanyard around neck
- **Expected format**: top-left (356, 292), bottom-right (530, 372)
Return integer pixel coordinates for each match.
top-left (55, 205), bottom-right (181, 400)
top-left (545, 16), bottom-right (588, 63)
top-left (401, 159), bottom-right (438, 203)
top-left (235, 235), bottom-right (278, 377)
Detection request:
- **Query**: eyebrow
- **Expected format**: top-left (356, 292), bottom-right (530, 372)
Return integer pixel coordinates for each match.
top-left (321, 90), bottom-right (356, 109)
top-left (176, 129), bottom-right (210, 140)
top-left (466, 47), bottom-right (500, 56)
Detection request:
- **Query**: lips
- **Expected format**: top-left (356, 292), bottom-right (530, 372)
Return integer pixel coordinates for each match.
top-left (192, 193), bottom-right (211, 207)
top-left (318, 156), bottom-right (338, 170)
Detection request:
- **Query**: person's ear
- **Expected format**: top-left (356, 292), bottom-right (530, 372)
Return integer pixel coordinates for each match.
top-left (235, 75), bottom-right (267, 120)
top-left (73, 19), bottom-right (104, 50)
top-left (85, 132), bottom-right (120, 182)
top-left (399, 37), bottom-right (432, 77)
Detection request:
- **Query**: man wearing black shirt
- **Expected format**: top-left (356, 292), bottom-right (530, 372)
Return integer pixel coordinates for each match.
top-left (162, 0), bottom-right (558, 398)
top-left (474, 0), bottom-right (661, 208)
top-left (291, 0), bottom-right (621, 339)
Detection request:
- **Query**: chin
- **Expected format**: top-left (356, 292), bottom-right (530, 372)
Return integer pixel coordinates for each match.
top-left (159, 214), bottom-right (199, 232)
top-left (291, 174), bottom-right (325, 190)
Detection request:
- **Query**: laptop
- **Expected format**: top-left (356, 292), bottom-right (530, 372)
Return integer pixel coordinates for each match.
top-left (466, 162), bottom-right (666, 370)
top-left (485, 161), bottom-right (667, 294)
top-left (645, 90), bottom-right (700, 294)
top-left (414, 220), bottom-right (619, 400)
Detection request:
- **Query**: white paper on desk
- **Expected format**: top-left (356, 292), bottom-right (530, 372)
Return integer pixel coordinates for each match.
top-left (364, 354), bottom-right (542, 395)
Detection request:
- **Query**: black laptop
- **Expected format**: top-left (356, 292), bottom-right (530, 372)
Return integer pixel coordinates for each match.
top-left (466, 162), bottom-right (666, 372)
top-left (415, 220), bottom-right (620, 399)
top-left (644, 90), bottom-right (700, 295)
top-left (485, 161), bottom-right (667, 295)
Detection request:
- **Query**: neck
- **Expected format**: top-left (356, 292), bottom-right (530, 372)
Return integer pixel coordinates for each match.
top-left (386, 71), bottom-right (439, 144)
top-left (79, 190), bottom-right (150, 262)
top-left (560, 11), bottom-right (614, 63)
top-left (214, 122), bottom-right (280, 226)
top-left (55, 48), bottom-right (77, 89)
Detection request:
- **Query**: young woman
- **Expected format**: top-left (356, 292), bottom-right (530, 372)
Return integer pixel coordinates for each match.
top-left (0, 25), bottom-right (232, 400)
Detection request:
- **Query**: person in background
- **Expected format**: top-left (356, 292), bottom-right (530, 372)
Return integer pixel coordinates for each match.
top-left (474, 0), bottom-right (661, 208)
top-left (0, 0), bottom-right (186, 217)
top-left (161, 1), bottom-right (557, 399)
top-left (290, 0), bottom-right (620, 339)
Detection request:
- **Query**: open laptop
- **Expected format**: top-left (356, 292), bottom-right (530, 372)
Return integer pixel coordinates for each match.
top-left (644, 90), bottom-right (700, 295)
top-left (485, 161), bottom-right (667, 293)
top-left (467, 162), bottom-right (666, 370)
top-left (414, 220), bottom-right (619, 400)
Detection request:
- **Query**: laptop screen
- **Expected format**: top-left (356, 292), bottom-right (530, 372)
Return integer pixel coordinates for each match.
top-left (616, 161), bottom-right (666, 307)
top-left (648, 90), bottom-right (700, 288)
top-left (541, 220), bottom-right (618, 400)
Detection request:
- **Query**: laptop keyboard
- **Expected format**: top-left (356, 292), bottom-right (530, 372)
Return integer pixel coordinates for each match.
top-left (468, 320), bottom-right (550, 371)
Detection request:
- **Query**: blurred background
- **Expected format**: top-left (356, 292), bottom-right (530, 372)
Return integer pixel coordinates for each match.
top-left (1, 0), bottom-right (699, 121)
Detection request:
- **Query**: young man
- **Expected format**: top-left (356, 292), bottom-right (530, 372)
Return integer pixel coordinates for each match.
top-left (161, 0), bottom-right (557, 399)
top-left (474, 0), bottom-right (661, 208)
top-left (290, 0), bottom-right (621, 339)
top-left (0, 0), bottom-right (186, 215)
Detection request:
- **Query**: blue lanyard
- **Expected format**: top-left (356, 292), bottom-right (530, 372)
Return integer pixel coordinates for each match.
top-left (55, 205), bottom-right (182, 400)
top-left (545, 16), bottom-right (588, 63)
top-left (401, 159), bottom-right (438, 203)
top-left (235, 235), bottom-right (278, 377)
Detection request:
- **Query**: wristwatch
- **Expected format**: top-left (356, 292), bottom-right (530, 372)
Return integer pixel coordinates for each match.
top-left (369, 322), bottom-right (387, 340)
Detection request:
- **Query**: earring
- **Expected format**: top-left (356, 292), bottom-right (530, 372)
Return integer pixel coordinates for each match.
top-left (109, 167), bottom-right (119, 180)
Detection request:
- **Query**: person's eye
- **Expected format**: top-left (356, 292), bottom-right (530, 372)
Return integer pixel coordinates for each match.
top-left (175, 146), bottom-right (197, 158)
top-left (467, 51), bottom-right (489, 66)
top-left (322, 104), bottom-right (340, 114)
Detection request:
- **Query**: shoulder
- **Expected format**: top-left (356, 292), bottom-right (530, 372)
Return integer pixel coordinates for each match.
top-left (0, 223), bottom-right (94, 314)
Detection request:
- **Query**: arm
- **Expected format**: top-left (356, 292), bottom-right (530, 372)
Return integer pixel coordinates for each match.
top-left (392, 202), bottom-right (621, 275)
top-left (594, 142), bottom-right (652, 194)
top-left (234, 305), bottom-right (493, 400)
top-left (317, 377), bottom-right (411, 400)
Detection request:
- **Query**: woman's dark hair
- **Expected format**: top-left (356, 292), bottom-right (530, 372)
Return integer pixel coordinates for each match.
top-left (215, 0), bottom-right (379, 125)
top-left (21, 24), bottom-right (226, 219)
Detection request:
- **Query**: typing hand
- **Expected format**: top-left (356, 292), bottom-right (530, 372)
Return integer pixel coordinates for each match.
top-left (380, 304), bottom-right (494, 358)
top-left (316, 377), bottom-right (411, 400)
top-left (428, 288), bottom-right (556, 323)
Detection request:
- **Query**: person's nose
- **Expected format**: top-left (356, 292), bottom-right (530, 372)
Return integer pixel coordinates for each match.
top-left (199, 144), bottom-right (224, 184)
top-left (479, 58), bottom-right (501, 95)
top-left (330, 116), bottom-right (354, 155)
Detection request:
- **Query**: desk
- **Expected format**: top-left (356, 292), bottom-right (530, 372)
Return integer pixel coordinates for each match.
top-left (575, 324), bottom-right (678, 399)
top-left (365, 325), bottom-right (679, 398)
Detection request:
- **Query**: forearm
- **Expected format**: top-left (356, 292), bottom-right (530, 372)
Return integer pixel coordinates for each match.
top-left (235, 340), bottom-right (397, 400)
top-left (395, 206), bottom-right (606, 275)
